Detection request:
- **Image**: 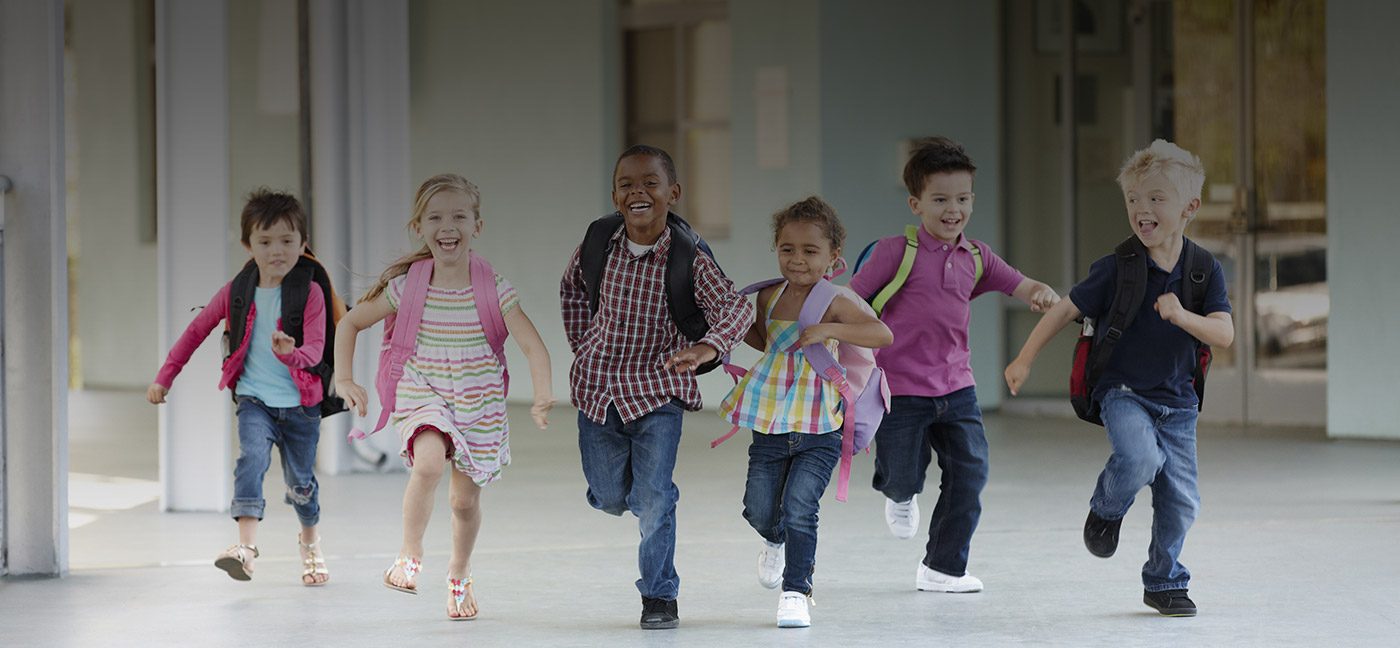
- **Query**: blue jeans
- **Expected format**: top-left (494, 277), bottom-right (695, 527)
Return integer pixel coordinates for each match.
top-left (577, 400), bottom-right (684, 600)
top-left (871, 387), bottom-right (988, 576)
top-left (231, 396), bottom-right (322, 527)
top-left (1093, 387), bottom-right (1200, 591)
top-left (742, 430), bottom-right (841, 594)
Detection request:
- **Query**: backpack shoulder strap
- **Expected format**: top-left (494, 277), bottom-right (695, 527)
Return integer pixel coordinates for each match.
top-left (1180, 238), bottom-right (1214, 315)
top-left (968, 240), bottom-right (984, 286)
top-left (227, 260), bottom-right (260, 357)
top-left (1087, 236), bottom-right (1150, 384)
top-left (796, 279), bottom-right (844, 382)
top-left (470, 253), bottom-right (508, 359)
top-left (870, 225), bottom-right (920, 315)
top-left (580, 213), bottom-right (624, 317)
top-left (664, 213), bottom-right (710, 342)
top-left (280, 258), bottom-right (314, 346)
top-left (392, 259), bottom-right (434, 357)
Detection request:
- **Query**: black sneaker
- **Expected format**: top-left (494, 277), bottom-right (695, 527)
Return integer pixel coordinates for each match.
top-left (1083, 510), bottom-right (1122, 558)
top-left (1143, 589), bottom-right (1197, 617)
top-left (640, 596), bottom-right (679, 630)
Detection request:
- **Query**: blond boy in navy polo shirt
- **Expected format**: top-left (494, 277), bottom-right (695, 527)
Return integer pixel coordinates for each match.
top-left (1005, 140), bottom-right (1234, 616)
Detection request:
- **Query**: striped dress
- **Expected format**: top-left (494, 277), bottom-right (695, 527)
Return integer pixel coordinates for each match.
top-left (385, 272), bottom-right (518, 485)
top-left (718, 282), bottom-right (844, 435)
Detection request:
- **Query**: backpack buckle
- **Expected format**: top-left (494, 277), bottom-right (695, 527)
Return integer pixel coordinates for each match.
top-left (1104, 326), bottom-right (1124, 341)
top-left (1190, 271), bottom-right (1207, 283)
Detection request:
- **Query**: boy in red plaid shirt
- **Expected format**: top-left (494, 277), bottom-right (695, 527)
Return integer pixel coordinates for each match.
top-left (561, 145), bottom-right (752, 630)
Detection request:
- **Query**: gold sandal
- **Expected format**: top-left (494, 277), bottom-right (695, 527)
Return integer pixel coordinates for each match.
top-left (383, 556), bottom-right (422, 594)
top-left (214, 544), bottom-right (258, 581)
top-left (298, 537), bottom-right (329, 586)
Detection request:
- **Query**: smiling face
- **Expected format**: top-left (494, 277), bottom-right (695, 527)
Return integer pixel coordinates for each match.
top-left (776, 221), bottom-right (839, 288)
top-left (612, 154), bottom-right (680, 238)
top-left (243, 218), bottom-right (306, 286)
top-left (1122, 171), bottom-right (1198, 249)
top-left (413, 189), bottom-right (481, 263)
top-left (909, 170), bottom-right (975, 244)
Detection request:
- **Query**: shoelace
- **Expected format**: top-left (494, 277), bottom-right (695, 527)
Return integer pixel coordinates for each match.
top-left (890, 502), bottom-right (914, 523)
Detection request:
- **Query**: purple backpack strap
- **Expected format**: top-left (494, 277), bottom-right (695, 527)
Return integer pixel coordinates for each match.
top-left (470, 253), bottom-right (510, 393)
top-left (711, 278), bottom-right (786, 449)
top-left (794, 279), bottom-right (860, 502)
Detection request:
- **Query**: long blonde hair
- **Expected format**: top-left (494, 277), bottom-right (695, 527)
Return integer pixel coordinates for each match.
top-left (360, 173), bottom-right (481, 303)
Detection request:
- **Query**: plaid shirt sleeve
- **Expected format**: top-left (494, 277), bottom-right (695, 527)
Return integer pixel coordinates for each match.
top-left (560, 245), bottom-right (589, 353)
top-left (691, 252), bottom-right (754, 355)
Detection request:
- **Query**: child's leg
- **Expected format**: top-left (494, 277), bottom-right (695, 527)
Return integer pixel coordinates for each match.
top-left (229, 398), bottom-right (277, 572)
top-left (577, 405), bottom-right (632, 516)
top-left (923, 387), bottom-right (989, 577)
top-left (871, 397), bottom-right (937, 501)
top-left (389, 426), bottom-right (449, 588)
top-left (742, 432), bottom-right (792, 544)
top-left (624, 401), bottom-right (684, 601)
top-left (1091, 389), bottom-right (1167, 521)
top-left (275, 405), bottom-right (325, 584)
top-left (446, 469), bottom-right (483, 618)
top-left (1142, 405), bottom-right (1200, 592)
top-left (777, 432), bottom-right (841, 594)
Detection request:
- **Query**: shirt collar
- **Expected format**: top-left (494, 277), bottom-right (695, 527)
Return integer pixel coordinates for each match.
top-left (915, 225), bottom-right (974, 251)
top-left (609, 218), bottom-right (672, 257)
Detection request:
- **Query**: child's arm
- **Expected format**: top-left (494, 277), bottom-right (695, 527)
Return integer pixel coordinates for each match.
top-left (1011, 277), bottom-right (1062, 313)
top-left (664, 254), bottom-right (756, 373)
top-left (272, 283), bottom-right (326, 368)
top-left (742, 286), bottom-right (774, 352)
top-left (148, 284), bottom-right (232, 404)
top-left (503, 305), bottom-right (555, 430)
top-left (559, 247), bottom-right (590, 353)
top-left (796, 293), bottom-right (894, 349)
top-left (332, 293), bottom-right (395, 417)
top-left (1004, 297), bottom-right (1082, 395)
top-left (1154, 295), bottom-right (1235, 348)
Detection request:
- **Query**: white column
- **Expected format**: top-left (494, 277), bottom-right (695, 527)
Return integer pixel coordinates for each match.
top-left (156, 0), bottom-right (233, 510)
top-left (0, 0), bottom-right (69, 576)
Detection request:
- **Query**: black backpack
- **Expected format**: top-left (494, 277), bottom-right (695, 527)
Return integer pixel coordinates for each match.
top-left (578, 212), bottom-right (723, 374)
top-left (1069, 236), bottom-right (1215, 426)
top-left (226, 254), bottom-right (348, 417)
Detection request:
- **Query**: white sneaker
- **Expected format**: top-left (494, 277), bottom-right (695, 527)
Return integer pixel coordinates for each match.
top-left (885, 496), bottom-right (919, 539)
top-left (757, 540), bottom-right (784, 590)
top-left (776, 591), bottom-right (812, 628)
top-left (916, 562), bottom-right (983, 593)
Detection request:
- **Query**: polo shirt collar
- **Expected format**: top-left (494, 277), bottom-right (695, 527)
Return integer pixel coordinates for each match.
top-left (915, 225), bottom-right (974, 251)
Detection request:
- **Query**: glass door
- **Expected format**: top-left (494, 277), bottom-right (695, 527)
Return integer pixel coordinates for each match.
top-left (1165, 0), bottom-right (1327, 426)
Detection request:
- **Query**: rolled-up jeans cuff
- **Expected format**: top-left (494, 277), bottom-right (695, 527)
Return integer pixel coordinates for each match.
top-left (230, 499), bottom-right (265, 521)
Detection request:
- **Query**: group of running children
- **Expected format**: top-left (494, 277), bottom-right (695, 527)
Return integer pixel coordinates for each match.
top-left (150, 136), bottom-right (1232, 628)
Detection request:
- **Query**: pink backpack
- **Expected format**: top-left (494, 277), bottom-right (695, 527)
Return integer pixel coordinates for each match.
top-left (714, 276), bottom-right (890, 502)
top-left (349, 254), bottom-right (509, 440)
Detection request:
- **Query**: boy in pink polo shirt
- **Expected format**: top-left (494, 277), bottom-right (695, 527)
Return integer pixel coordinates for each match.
top-left (850, 137), bottom-right (1059, 593)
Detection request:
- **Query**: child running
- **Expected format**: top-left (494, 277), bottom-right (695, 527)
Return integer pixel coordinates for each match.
top-left (718, 196), bottom-right (892, 628)
top-left (148, 189), bottom-right (340, 586)
top-left (334, 173), bottom-right (554, 621)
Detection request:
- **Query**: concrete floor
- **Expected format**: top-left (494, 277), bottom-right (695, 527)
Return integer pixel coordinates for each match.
top-left (3, 390), bottom-right (1399, 647)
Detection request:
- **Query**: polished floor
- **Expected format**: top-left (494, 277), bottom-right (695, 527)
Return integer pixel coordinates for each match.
top-left (2, 390), bottom-right (1398, 647)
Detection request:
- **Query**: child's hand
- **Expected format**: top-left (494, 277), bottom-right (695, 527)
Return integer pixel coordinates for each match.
top-left (146, 383), bottom-right (169, 405)
top-left (1029, 287), bottom-right (1062, 313)
top-left (530, 394), bottom-right (555, 430)
top-left (336, 378), bottom-right (368, 417)
top-left (271, 331), bottom-right (296, 355)
top-left (664, 344), bottom-right (718, 373)
top-left (1004, 359), bottom-right (1031, 396)
top-left (1154, 293), bottom-right (1185, 325)
top-left (792, 323), bottom-right (834, 349)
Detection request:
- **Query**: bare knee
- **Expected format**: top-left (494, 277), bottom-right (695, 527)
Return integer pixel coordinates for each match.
top-left (450, 490), bottom-right (481, 517)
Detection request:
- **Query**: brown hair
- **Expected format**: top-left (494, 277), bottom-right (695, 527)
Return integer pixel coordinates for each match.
top-left (359, 173), bottom-right (481, 304)
top-left (902, 136), bottom-right (977, 197)
top-left (772, 196), bottom-right (846, 254)
top-left (239, 188), bottom-right (308, 245)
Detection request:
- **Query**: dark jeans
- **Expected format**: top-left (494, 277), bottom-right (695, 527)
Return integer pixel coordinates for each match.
top-left (871, 386), bottom-right (987, 576)
top-left (231, 396), bottom-right (322, 527)
top-left (577, 400), bottom-right (684, 600)
top-left (742, 430), bottom-right (842, 594)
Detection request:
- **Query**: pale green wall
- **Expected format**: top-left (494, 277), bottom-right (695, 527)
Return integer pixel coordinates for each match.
top-left (1326, 0), bottom-right (1400, 439)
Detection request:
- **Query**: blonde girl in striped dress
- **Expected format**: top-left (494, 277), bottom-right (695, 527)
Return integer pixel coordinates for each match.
top-left (718, 197), bottom-right (891, 629)
top-left (334, 174), bottom-right (554, 621)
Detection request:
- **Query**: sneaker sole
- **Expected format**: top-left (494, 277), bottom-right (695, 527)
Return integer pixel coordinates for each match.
top-left (1143, 595), bottom-right (1196, 617)
top-left (640, 620), bottom-right (679, 630)
top-left (759, 579), bottom-right (781, 590)
top-left (917, 585), bottom-right (983, 593)
top-left (777, 619), bottom-right (811, 628)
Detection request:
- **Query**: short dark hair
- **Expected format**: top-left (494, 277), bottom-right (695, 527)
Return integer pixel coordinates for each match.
top-left (615, 144), bottom-right (679, 185)
top-left (772, 196), bottom-right (846, 253)
top-left (903, 136), bottom-right (977, 197)
top-left (239, 188), bottom-right (308, 245)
